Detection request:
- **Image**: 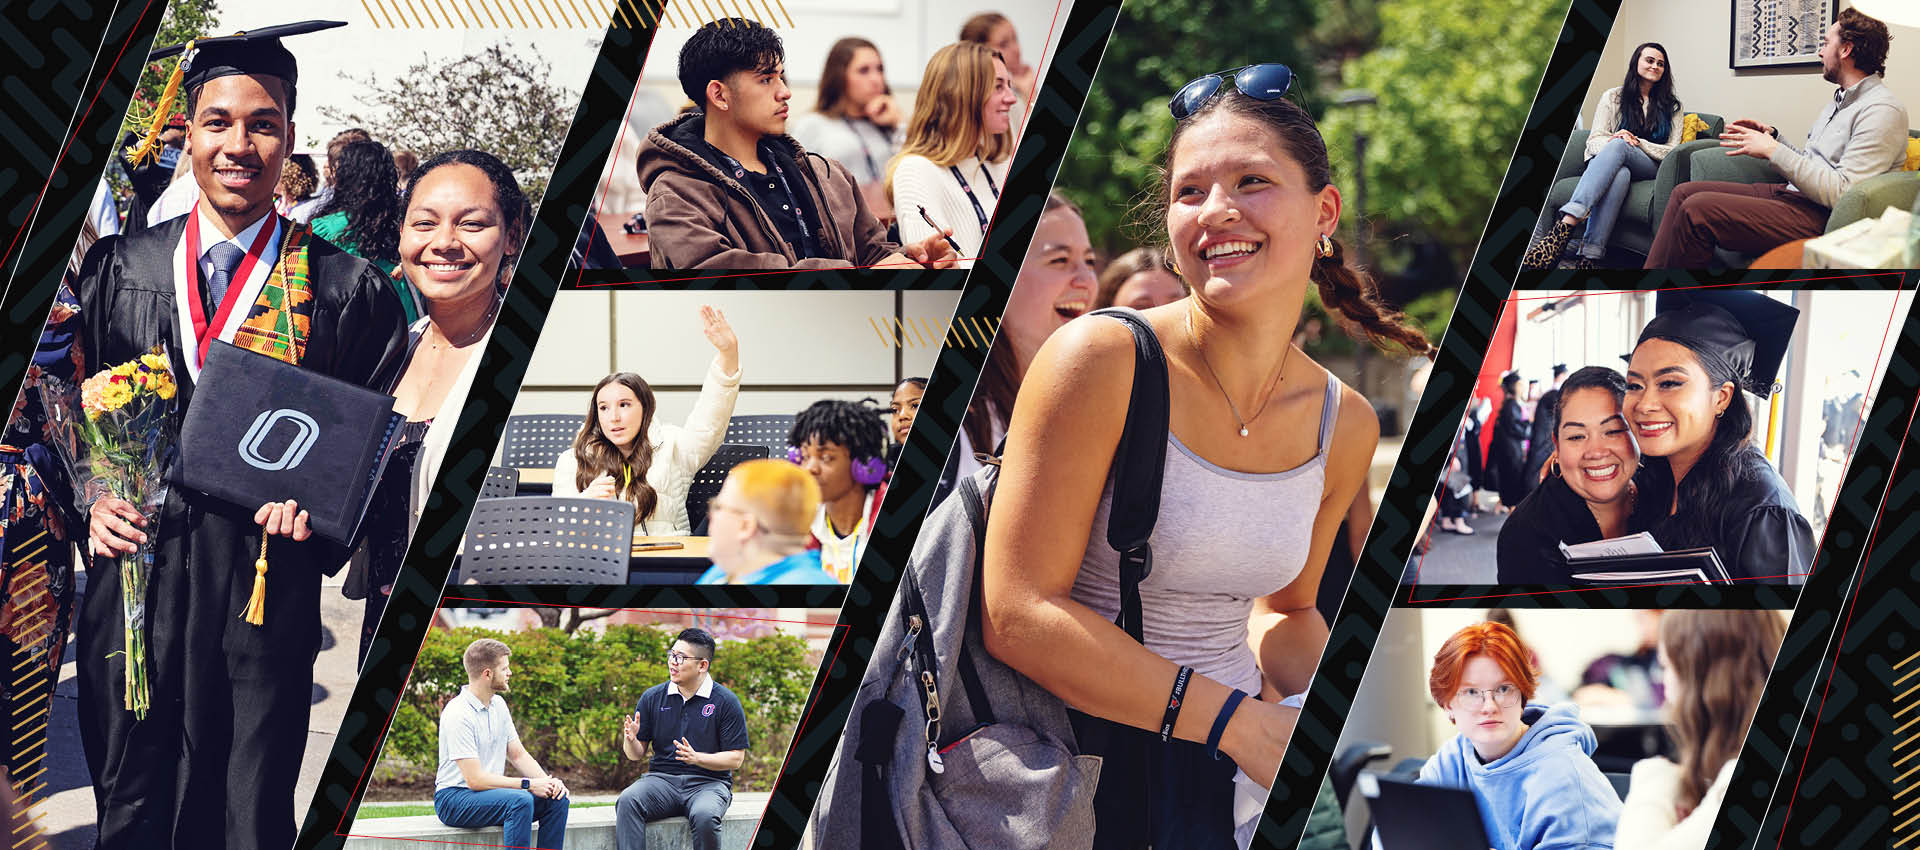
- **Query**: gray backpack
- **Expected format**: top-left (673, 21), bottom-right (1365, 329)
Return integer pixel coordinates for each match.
top-left (808, 309), bottom-right (1169, 850)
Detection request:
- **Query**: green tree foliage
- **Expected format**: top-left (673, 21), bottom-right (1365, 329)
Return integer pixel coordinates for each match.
top-left (118, 0), bottom-right (221, 145)
top-left (1056, 0), bottom-right (1567, 348)
top-left (321, 43), bottom-right (572, 200)
top-left (1316, 0), bottom-right (1570, 268)
top-left (380, 625), bottom-right (814, 794)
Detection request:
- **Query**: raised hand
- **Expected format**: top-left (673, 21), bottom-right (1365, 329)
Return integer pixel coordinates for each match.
top-left (699, 305), bottom-right (740, 374)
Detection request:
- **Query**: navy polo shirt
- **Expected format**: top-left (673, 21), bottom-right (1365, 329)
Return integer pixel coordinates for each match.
top-left (633, 675), bottom-right (750, 783)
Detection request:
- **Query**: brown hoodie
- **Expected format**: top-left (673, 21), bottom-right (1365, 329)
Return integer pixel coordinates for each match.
top-left (637, 112), bottom-right (901, 270)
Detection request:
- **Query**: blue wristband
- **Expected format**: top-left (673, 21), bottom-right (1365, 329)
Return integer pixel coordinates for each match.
top-left (1160, 666), bottom-right (1193, 742)
top-left (1207, 689), bottom-right (1249, 761)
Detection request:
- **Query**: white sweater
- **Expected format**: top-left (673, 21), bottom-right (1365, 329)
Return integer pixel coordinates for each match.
top-left (891, 153), bottom-right (1010, 269)
top-left (1614, 757), bottom-right (1736, 850)
top-left (551, 357), bottom-right (741, 535)
top-left (1585, 86), bottom-right (1686, 163)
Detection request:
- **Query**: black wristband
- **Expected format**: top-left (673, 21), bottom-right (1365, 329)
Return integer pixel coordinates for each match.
top-left (1160, 666), bottom-right (1194, 742)
top-left (1207, 689), bottom-right (1249, 761)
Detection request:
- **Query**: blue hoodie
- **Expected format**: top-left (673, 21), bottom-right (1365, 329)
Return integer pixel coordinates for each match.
top-left (1418, 702), bottom-right (1621, 850)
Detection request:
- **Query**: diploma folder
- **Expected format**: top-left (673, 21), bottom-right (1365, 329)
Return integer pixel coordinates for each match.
top-left (1565, 548), bottom-right (1732, 585)
top-left (174, 341), bottom-right (404, 546)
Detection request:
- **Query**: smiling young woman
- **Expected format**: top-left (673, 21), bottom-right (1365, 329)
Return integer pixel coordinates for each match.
top-left (886, 41), bottom-right (1019, 268)
top-left (346, 149), bottom-right (527, 664)
top-left (976, 71), bottom-right (1431, 848)
top-left (1624, 293), bottom-right (1813, 582)
top-left (1495, 366), bottom-right (1671, 583)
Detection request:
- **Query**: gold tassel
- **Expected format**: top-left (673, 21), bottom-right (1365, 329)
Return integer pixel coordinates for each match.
top-left (125, 40), bottom-right (194, 169)
top-left (241, 534), bottom-right (268, 626)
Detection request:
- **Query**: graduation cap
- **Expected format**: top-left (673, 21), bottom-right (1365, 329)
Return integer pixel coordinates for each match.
top-left (125, 21), bottom-right (346, 168)
top-left (1636, 290), bottom-right (1800, 397)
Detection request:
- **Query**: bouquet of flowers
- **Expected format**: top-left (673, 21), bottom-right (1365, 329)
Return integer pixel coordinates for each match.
top-left (73, 347), bottom-right (178, 718)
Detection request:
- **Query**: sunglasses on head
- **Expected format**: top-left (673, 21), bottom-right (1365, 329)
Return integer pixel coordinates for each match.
top-left (1169, 63), bottom-right (1296, 121)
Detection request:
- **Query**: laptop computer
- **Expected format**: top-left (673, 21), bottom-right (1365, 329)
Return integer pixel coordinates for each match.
top-left (1360, 772), bottom-right (1493, 850)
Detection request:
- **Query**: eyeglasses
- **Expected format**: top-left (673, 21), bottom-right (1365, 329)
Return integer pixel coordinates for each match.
top-left (1169, 63), bottom-right (1296, 120)
top-left (1452, 684), bottom-right (1522, 709)
top-left (668, 651), bottom-right (709, 665)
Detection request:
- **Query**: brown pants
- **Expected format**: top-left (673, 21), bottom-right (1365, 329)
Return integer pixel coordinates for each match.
top-left (1644, 181), bottom-right (1830, 268)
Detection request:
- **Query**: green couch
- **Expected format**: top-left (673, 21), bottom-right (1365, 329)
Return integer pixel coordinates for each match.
top-left (1657, 127), bottom-right (1920, 267)
top-left (1533, 112), bottom-right (1726, 262)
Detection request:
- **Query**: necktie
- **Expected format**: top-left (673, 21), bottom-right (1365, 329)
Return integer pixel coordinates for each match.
top-left (206, 241), bottom-right (247, 309)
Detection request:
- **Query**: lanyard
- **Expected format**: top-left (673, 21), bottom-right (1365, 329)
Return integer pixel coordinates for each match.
top-left (948, 163), bottom-right (1001, 236)
top-left (182, 205), bottom-right (278, 367)
top-left (842, 117), bottom-right (880, 180)
top-left (715, 144), bottom-right (818, 258)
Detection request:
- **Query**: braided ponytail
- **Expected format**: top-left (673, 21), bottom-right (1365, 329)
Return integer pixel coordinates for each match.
top-left (1311, 236), bottom-right (1433, 356)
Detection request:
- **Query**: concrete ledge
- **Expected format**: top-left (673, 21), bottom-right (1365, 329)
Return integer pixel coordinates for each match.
top-left (345, 793), bottom-right (767, 850)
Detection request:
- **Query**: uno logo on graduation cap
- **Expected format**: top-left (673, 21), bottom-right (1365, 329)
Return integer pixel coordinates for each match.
top-left (702, 704), bottom-right (716, 717)
top-left (239, 409), bottom-right (321, 471)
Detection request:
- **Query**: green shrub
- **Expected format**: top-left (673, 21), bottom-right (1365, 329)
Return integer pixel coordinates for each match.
top-left (383, 625), bottom-right (813, 792)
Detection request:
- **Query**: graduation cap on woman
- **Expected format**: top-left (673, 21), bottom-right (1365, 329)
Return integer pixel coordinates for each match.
top-left (126, 20), bottom-right (345, 167)
top-left (1636, 289), bottom-right (1800, 397)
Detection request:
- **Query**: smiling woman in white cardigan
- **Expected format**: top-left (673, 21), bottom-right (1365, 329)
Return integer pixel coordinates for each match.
top-left (887, 41), bottom-right (1018, 269)
top-left (551, 306), bottom-right (741, 536)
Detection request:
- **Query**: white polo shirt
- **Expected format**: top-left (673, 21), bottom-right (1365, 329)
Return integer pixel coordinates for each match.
top-left (436, 685), bottom-right (519, 792)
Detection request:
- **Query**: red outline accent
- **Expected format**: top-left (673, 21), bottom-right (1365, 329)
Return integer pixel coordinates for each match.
top-left (1775, 388), bottom-right (1920, 848)
top-left (0, 0), bottom-right (167, 274)
top-left (1407, 275), bottom-right (1910, 602)
top-left (333, 599), bottom-right (849, 850)
top-left (567, 0), bottom-right (1070, 288)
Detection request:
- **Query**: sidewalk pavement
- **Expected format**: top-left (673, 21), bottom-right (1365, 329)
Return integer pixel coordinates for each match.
top-left (40, 567), bottom-right (364, 850)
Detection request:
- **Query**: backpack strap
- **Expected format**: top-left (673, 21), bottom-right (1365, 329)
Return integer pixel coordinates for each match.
top-left (1089, 307), bottom-right (1170, 644)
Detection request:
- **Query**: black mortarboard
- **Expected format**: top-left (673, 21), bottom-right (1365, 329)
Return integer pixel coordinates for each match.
top-left (1636, 290), bottom-right (1800, 397)
top-left (126, 21), bottom-right (345, 167)
top-left (1552, 363), bottom-right (1568, 377)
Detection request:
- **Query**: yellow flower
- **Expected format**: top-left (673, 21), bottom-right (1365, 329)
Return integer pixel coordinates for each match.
top-left (140, 352), bottom-right (168, 373)
top-left (111, 361), bottom-right (137, 378)
top-left (100, 381), bottom-right (133, 412)
top-left (155, 379), bottom-right (176, 401)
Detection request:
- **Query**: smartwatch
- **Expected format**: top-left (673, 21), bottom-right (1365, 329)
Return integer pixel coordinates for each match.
top-left (521, 778), bottom-right (531, 790)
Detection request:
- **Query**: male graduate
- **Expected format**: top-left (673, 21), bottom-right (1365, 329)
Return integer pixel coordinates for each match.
top-left (72, 21), bottom-right (407, 850)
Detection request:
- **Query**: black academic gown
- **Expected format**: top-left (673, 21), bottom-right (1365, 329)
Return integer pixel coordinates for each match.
top-left (1646, 451), bottom-right (1815, 585)
top-left (1524, 388), bottom-right (1560, 484)
top-left (72, 214), bottom-right (405, 850)
top-left (1488, 398), bottom-right (1531, 507)
top-left (1495, 470), bottom-right (1668, 584)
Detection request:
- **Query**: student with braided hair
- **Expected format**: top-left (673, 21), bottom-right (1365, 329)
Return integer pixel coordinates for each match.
top-left (787, 399), bottom-right (891, 583)
top-left (979, 64), bottom-right (1435, 848)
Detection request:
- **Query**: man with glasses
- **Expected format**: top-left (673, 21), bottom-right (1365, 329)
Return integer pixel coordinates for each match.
top-left (696, 459), bottom-right (838, 585)
top-left (616, 628), bottom-right (751, 850)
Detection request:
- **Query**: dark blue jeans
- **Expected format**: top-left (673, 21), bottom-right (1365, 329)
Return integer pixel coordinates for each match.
top-left (434, 786), bottom-right (570, 849)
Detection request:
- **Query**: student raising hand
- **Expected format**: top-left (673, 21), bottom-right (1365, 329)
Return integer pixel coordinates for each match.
top-left (699, 305), bottom-right (740, 375)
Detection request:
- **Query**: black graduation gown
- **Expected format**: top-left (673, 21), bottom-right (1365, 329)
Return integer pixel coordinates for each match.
top-left (72, 214), bottom-right (406, 850)
top-left (1647, 451), bottom-right (1815, 585)
top-left (1488, 398), bottom-right (1532, 506)
top-left (1524, 388), bottom-right (1560, 485)
top-left (1462, 414), bottom-right (1486, 491)
top-left (1495, 470), bottom-right (1668, 584)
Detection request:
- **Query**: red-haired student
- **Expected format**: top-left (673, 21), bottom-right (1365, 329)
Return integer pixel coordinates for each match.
top-left (1417, 622), bottom-right (1621, 850)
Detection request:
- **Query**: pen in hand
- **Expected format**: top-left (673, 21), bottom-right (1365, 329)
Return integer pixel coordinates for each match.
top-left (918, 206), bottom-right (965, 255)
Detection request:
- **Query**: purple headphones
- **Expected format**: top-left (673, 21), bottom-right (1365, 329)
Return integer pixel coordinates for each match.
top-left (787, 445), bottom-right (889, 487)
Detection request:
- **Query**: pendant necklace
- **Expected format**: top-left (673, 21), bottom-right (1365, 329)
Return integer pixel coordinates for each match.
top-left (1187, 311), bottom-right (1291, 438)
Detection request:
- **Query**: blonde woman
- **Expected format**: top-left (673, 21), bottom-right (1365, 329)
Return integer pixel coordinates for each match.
top-left (887, 41), bottom-right (1019, 268)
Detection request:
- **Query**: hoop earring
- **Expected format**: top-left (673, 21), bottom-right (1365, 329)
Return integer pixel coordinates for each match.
top-left (1549, 459), bottom-right (1561, 477)
top-left (1315, 233), bottom-right (1335, 258)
